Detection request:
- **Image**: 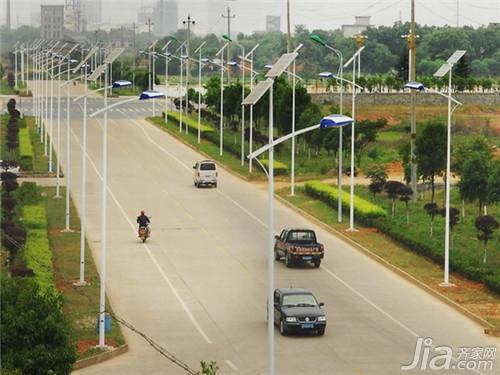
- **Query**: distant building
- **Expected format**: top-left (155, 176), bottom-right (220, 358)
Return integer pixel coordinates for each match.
top-left (342, 16), bottom-right (371, 38)
top-left (30, 11), bottom-right (41, 27)
top-left (109, 27), bottom-right (134, 48)
top-left (40, 5), bottom-right (65, 39)
top-left (266, 15), bottom-right (281, 32)
top-left (153, 0), bottom-right (178, 37)
top-left (84, 0), bottom-right (102, 29)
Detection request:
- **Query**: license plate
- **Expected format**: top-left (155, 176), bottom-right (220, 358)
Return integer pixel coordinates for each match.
top-left (302, 256), bottom-right (312, 260)
top-left (301, 323), bottom-right (314, 329)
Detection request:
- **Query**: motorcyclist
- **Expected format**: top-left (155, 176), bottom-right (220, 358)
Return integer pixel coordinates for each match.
top-left (137, 210), bottom-right (150, 231)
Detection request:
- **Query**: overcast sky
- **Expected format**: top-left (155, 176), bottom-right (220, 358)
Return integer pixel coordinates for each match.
top-left (2, 0), bottom-right (499, 34)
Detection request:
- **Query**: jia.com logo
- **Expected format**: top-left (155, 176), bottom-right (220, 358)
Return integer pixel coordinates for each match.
top-left (402, 337), bottom-right (496, 371)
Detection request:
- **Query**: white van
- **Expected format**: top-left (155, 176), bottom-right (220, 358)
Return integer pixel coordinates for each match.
top-left (193, 160), bottom-right (218, 188)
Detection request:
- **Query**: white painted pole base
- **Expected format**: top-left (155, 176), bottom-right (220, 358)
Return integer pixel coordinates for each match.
top-left (73, 280), bottom-right (89, 287)
top-left (438, 282), bottom-right (456, 288)
top-left (345, 227), bottom-right (359, 232)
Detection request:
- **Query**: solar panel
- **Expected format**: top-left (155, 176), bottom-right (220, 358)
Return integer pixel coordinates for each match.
top-left (149, 39), bottom-right (158, 50)
top-left (73, 46), bottom-right (99, 73)
top-left (103, 48), bottom-right (124, 64)
top-left (265, 52), bottom-right (298, 78)
top-left (62, 44), bottom-right (78, 60)
top-left (433, 63), bottom-right (451, 77)
top-left (344, 46), bottom-right (365, 68)
top-left (447, 50), bottom-right (466, 64)
top-left (242, 78), bottom-right (273, 105)
top-left (87, 64), bottom-right (107, 81)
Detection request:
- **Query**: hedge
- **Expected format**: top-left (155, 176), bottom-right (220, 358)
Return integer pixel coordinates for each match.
top-left (22, 205), bottom-right (47, 229)
top-left (21, 205), bottom-right (54, 292)
top-left (260, 159), bottom-right (288, 176)
top-left (164, 111), bottom-right (214, 134)
top-left (303, 181), bottom-right (500, 294)
top-left (18, 128), bottom-right (33, 170)
top-left (304, 181), bottom-right (387, 221)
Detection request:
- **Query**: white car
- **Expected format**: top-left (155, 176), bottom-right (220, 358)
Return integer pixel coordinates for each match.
top-left (193, 160), bottom-right (218, 188)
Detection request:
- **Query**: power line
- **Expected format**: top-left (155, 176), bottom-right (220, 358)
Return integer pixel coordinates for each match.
top-left (105, 310), bottom-right (198, 375)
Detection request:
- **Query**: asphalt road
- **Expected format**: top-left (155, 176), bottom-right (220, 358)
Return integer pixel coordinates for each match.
top-left (14, 83), bottom-right (499, 374)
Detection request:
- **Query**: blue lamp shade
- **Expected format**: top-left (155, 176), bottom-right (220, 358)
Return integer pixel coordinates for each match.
top-left (139, 90), bottom-right (165, 100)
top-left (404, 81), bottom-right (426, 91)
top-left (320, 114), bottom-right (354, 129)
top-left (264, 64), bottom-right (273, 69)
top-left (319, 71), bottom-right (335, 79)
top-left (112, 80), bottom-right (132, 88)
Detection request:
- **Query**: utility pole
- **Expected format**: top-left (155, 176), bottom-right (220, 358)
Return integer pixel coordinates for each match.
top-left (182, 14), bottom-right (195, 127)
top-left (286, 0), bottom-right (292, 53)
top-left (146, 17), bottom-right (154, 90)
top-left (409, 0), bottom-right (418, 202)
top-left (132, 23), bottom-right (137, 89)
top-left (6, 0), bottom-right (11, 31)
top-left (222, 7), bottom-right (235, 81)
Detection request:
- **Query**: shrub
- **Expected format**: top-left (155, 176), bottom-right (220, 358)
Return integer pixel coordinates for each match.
top-left (164, 111), bottom-right (214, 134)
top-left (0, 275), bottom-right (77, 374)
top-left (16, 182), bottom-right (39, 205)
top-left (259, 159), bottom-right (288, 176)
top-left (304, 181), bottom-right (387, 223)
top-left (10, 266), bottom-right (34, 277)
top-left (18, 128), bottom-right (33, 171)
top-left (22, 205), bottom-right (47, 230)
top-left (2, 179), bottom-right (18, 195)
top-left (22, 229), bottom-right (54, 292)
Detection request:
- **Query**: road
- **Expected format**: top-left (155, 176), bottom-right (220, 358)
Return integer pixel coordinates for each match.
top-left (11, 84), bottom-right (500, 374)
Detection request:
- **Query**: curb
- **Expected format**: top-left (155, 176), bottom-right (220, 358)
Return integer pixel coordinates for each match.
top-left (274, 194), bottom-right (498, 337)
top-left (72, 344), bottom-right (129, 371)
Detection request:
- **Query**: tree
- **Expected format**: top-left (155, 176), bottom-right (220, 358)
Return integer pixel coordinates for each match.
top-left (458, 152), bottom-right (490, 213)
top-left (415, 121), bottom-right (446, 203)
top-left (0, 276), bottom-right (77, 374)
top-left (7, 73), bottom-right (15, 88)
top-left (486, 160), bottom-right (500, 207)
top-left (354, 119), bottom-right (386, 165)
top-left (366, 165), bottom-right (388, 198)
top-left (475, 215), bottom-right (499, 264)
top-left (384, 180), bottom-right (405, 218)
top-left (398, 185), bottom-right (413, 224)
top-left (424, 203), bottom-right (439, 237)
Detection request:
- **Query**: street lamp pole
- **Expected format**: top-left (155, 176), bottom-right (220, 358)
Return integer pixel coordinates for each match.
top-left (194, 41), bottom-right (207, 143)
top-left (216, 41), bottom-right (230, 155)
top-left (88, 88), bottom-right (164, 348)
top-left (311, 35), bottom-right (344, 219)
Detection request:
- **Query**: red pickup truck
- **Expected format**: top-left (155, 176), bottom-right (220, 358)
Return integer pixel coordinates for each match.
top-left (274, 228), bottom-right (325, 268)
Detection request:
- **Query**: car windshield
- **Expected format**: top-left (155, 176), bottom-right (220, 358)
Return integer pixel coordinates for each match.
top-left (282, 293), bottom-right (317, 307)
top-left (200, 163), bottom-right (216, 171)
top-left (287, 230), bottom-right (316, 243)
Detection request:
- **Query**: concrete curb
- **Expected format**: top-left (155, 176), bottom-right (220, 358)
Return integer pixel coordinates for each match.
top-left (274, 194), bottom-right (498, 337)
top-left (72, 344), bottom-right (129, 371)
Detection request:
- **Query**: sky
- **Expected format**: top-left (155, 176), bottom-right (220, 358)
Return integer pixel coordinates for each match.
top-left (2, 0), bottom-right (500, 34)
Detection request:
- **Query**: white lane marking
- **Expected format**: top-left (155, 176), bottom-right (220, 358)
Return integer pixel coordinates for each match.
top-left (69, 109), bottom-right (213, 345)
top-left (225, 360), bottom-right (239, 371)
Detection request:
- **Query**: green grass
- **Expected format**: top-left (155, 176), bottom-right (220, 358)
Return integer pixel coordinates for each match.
top-left (277, 187), bottom-right (500, 332)
top-left (41, 187), bottom-right (126, 357)
top-left (0, 80), bottom-right (14, 94)
top-left (26, 116), bottom-right (57, 174)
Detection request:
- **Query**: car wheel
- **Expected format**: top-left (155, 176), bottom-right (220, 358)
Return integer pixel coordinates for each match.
top-left (285, 253), bottom-right (293, 268)
top-left (279, 319), bottom-right (288, 336)
top-left (317, 328), bottom-right (325, 336)
top-left (214, 183), bottom-right (218, 188)
top-left (313, 259), bottom-right (321, 268)
top-left (274, 248), bottom-right (280, 261)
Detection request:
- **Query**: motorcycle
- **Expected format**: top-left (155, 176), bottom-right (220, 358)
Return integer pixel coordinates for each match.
top-left (138, 226), bottom-right (150, 243)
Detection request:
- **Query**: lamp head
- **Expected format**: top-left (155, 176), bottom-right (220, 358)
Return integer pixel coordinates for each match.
top-left (310, 34), bottom-right (326, 46)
